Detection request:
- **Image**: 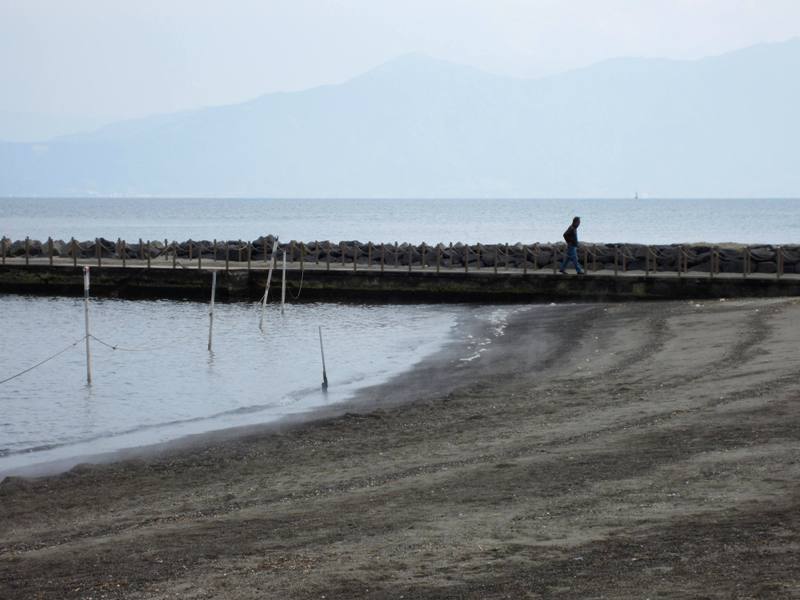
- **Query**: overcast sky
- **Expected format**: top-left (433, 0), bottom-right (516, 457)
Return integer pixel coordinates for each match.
top-left (2, 0), bottom-right (799, 121)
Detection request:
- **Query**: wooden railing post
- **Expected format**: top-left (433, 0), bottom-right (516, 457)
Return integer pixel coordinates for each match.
top-left (72, 237), bottom-right (77, 268)
top-left (613, 245), bottom-right (619, 277)
top-left (326, 242), bottom-right (331, 271)
top-left (436, 245), bottom-right (441, 274)
top-left (300, 242), bottom-right (305, 273)
top-left (523, 245), bottom-right (528, 275)
top-left (464, 244), bottom-right (469, 273)
top-left (341, 242), bottom-right (346, 268)
top-left (380, 243), bottom-right (385, 273)
top-left (122, 240), bottom-right (127, 268)
top-left (743, 246), bottom-right (749, 278)
top-left (225, 241), bottom-right (230, 272)
top-left (553, 245), bottom-right (558, 274)
top-left (710, 247), bottom-right (715, 279)
top-left (421, 242), bottom-right (427, 269)
top-left (146, 240), bottom-right (151, 269)
top-left (173, 242), bottom-right (177, 269)
top-left (247, 242), bottom-right (252, 272)
top-left (1, 237), bottom-right (5, 265)
top-left (48, 237), bottom-right (54, 266)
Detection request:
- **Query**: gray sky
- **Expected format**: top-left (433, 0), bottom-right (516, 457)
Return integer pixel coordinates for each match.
top-left (2, 0), bottom-right (799, 121)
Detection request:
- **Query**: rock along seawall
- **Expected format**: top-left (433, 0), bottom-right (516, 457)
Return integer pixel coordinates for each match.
top-left (2, 238), bottom-right (800, 303)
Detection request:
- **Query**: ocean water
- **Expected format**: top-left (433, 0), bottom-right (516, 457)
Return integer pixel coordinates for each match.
top-left (0, 294), bottom-right (520, 475)
top-left (1, 197), bottom-right (799, 245)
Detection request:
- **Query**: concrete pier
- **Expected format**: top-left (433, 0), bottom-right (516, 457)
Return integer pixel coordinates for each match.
top-left (1, 261), bottom-right (799, 302)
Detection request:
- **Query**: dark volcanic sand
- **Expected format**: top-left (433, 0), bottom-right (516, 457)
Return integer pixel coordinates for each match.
top-left (1, 299), bottom-right (799, 599)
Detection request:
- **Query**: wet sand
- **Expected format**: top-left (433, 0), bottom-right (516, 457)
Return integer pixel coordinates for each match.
top-left (2, 298), bottom-right (800, 599)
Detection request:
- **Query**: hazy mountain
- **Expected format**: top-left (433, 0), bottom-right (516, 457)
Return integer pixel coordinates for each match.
top-left (0, 110), bottom-right (117, 143)
top-left (2, 40), bottom-right (799, 197)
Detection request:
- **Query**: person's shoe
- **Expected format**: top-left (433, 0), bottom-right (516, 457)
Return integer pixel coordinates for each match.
top-left (577, 270), bottom-right (586, 275)
top-left (558, 269), bottom-right (567, 274)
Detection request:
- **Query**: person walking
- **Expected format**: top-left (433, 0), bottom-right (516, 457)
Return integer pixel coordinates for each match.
top-left (559, 216), bottom-right (585, 274)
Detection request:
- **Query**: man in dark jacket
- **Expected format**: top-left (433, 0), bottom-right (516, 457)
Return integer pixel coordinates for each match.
top-left (559, 216), bottom-right (585, 274)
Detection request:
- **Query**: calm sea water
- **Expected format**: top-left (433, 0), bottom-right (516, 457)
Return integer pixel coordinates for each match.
top-left (1, 197), bottom-right (799, 244)
top-left (0, 295), bottom-right (521, 475)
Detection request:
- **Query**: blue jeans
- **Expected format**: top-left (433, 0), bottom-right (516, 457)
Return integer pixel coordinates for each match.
top-left (560, 246), bottom-right (584, 273)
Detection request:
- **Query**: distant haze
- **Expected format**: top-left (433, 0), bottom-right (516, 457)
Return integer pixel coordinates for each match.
top-left (2, 0), bottom-right (800, 137)
top-left (1, 38), bottom-right (799, 198)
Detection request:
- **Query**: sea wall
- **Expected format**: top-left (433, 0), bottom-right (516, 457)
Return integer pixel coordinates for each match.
top-left (2, 264), bottom-right (800, 303)
top-left (3, 237), bottom-right (800, 275)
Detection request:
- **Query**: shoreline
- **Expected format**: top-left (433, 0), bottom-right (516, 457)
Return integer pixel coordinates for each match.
top-left (0, 303), bottom-right (528, 480)
top-left (2, 298), bottom-right (800, 598)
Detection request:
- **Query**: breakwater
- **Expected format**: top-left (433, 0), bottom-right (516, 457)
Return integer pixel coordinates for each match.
top-left (1, 240), bottom-right (800, 303)
top-left (3, 236), bottom-right (800, 274)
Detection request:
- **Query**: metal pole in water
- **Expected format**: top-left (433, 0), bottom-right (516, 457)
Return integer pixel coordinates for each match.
top-left (259, 238), bottom-right (279, 331)
top-left (281, 251), bottom-right (287, 315)
top-left (83, 266), bottom-right (92, 385)
top-left (318, 326), bottom-right (328, 390)
top-left (208, 270), bottom-right (217, 352)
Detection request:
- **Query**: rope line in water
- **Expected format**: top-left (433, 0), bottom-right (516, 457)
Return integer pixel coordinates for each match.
top-left (290, 267), bottom-right (305, 300)
top-left (88, 334), bottom-right (153, 352)
top-left (0, 336), bottom-right (86, 385)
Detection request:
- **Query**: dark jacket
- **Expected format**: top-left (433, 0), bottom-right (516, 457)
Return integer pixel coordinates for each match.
top-left (563, 225), bottom-right (578, 247)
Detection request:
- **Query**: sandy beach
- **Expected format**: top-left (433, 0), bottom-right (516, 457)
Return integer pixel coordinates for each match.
top-left (2, 297), bottom-right (799, 599)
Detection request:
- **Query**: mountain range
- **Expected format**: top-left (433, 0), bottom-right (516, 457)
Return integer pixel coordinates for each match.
top-left (2, 39), bottom-right (799, 197)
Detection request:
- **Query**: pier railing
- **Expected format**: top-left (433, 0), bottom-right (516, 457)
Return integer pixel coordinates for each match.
top-left (0, 236), bottom-right (797, 280)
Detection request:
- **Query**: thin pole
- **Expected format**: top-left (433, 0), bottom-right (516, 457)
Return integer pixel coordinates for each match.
top-left (83, 266), bottom-right (92, 385)
top-left (318, 326), bottom-right (328, 390)
top-left (259, 238), bottom-right (279, 331)
top-left (523, 245), bottom-right (528, 275)
top-left (208, 270), bottom-right (217, 352)
top-left (281, 251), bottom-right (287, 315)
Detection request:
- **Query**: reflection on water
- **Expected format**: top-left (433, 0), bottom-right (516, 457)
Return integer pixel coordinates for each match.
top-left (0, 295), bottom-right (473, 473)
